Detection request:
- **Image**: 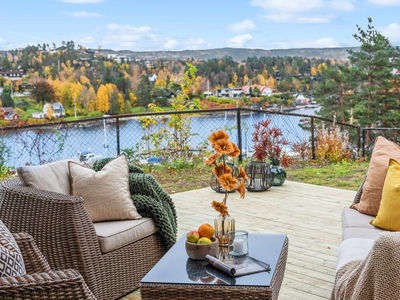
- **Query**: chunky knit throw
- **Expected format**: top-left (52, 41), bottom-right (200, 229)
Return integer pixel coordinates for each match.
top-left (92, 158), bottom-right (177, 250)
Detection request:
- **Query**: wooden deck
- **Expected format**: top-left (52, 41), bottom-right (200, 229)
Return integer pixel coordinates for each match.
top-left (121, 181), bottom-right (354, 300)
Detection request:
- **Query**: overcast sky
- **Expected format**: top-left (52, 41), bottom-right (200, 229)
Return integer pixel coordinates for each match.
top-left (0, 0), bottom-right (399, 51)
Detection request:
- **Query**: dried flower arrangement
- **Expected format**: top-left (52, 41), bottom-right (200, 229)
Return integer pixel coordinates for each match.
top-left (252, 119), bottom-right (291, 167)
top-left (204, 130), bottom-right (248, 215)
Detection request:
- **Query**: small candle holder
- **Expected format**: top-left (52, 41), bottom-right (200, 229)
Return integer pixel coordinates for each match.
top-left (227, 230), bottom-right (249, 256)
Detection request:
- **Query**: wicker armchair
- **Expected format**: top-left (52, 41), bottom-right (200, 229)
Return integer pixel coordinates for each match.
top-left (0, 178), bottom-right (166, 300)
top-left (0, 232), bottom-right (95, 300)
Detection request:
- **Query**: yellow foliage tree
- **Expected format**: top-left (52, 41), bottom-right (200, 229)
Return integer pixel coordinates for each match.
top-left (267, 77), bottom-right (275, 90)
top-left (118, 93), bottom-right (124, 113)
top-left (80, 75), bottom-right (91, 86)
top-left (244, 74), bottom-right (249, 85)
top-left (97, 85), bottom-right (109, 113)
top-left (228, 83), bottom-right (235, 88)
top-left (47, 104), bottom-right (54, 119)
top-left (7, 53), bottom-right (12, 62)
top-left (86, 87), bottom-right (97, 112)
top-left (233, 73), bottom-right (238, 86)
top-left (44, 66), bottom-right (51, 78)
top-left (257, 74), bottom-right (266, 86)
top-left (129, 92), bottom-right (137, 107)
top-left (311, 67), bottom-right (317, 76)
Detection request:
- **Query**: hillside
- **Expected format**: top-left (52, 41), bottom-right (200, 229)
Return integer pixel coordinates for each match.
top-left (98, 47), bottom-right (360, 61)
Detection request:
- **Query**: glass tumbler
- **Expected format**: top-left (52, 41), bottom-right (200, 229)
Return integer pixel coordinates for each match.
top-left (228, 230), bottom-right (249, 256)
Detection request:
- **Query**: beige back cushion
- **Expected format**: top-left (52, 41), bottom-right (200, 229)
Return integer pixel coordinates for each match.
top-left (17, 158), bottom-right (80, 195)
top-left (351, 136), bottom-right (400, 216)
top-left (69, 154), bottom-right (141, 222)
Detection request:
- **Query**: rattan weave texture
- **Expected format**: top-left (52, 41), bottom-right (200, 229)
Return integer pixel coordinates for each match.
top-left (0, 178), bottom-right (166, 300)
top-left (140, 237), bottom-right (288, 300)
top-left (0, 233), bottom-right (96, 300)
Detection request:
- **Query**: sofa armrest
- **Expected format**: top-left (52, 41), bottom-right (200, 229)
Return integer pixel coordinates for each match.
top-left (13, 232), bottom-right (51, 274)
top-left (0, 178), bottom-right (101, 281)
top-left (0, 269), bottom-right (96, 299)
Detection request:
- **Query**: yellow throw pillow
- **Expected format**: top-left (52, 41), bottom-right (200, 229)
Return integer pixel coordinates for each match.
top-left (370, 158), bottom-right (400, 231)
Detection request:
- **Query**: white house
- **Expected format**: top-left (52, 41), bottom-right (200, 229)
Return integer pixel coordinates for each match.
top-left (31, 112), bottom-right (44, 119)
top-left (43, 102), bottom-right (65, 118)
top-left (216, 88), bottom-right (229, 98)
top-left (242, 85), bottom-right (273, 96)
top-left (203, 91), bottom-right (214, 97)
top-left (228, 88), bottom-right (244, 99)
top-left (259, 86), bottom-right (273, 96)
top-left (148, 74), bottom-right (158, 83)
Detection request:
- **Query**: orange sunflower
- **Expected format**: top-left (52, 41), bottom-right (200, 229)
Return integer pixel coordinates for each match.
top-left (212, 163), bottom-right (232, 178)
top-left (236, 180), bottom-right (246, 199)
top-left (212, 201), bottom-right (229, 215)
top-left (204, 153), bottom-right (221, 166)
top-left (237, 166), bottom-right (249, 181)
top-left (210, 130), bottom-right (229, 145)
top-left (218, 174), bottom-right (238, 191)
top-left (227, 142), bottom-right (240, 158)
top-left (213, 139), bottom-right (234, 155)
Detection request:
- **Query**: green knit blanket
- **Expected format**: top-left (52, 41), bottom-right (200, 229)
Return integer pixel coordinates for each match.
top-left (92, 158), bottom-right (177, 250)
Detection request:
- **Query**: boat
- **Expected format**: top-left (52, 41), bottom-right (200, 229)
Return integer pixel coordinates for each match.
top-left (77, 150), bottom-right (102, 164)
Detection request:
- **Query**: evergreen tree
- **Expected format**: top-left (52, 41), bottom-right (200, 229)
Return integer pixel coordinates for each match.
top-left (349, 18), bottom-right (400, 128)
top-left (0, 93), bottom-right (14, 108)
top-left (137, 75), bottom-right (153, 107)
top-left (313, 65), bottom-right (355, 122)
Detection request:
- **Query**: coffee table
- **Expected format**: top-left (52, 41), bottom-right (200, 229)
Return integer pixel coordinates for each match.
top-left (140, 234), bottom-right (288, 300)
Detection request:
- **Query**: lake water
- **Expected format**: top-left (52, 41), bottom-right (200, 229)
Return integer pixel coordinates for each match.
top-left (4, 108), bottom-right (319, 167)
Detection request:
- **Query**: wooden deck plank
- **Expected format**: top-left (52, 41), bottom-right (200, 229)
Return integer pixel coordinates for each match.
top-left (120, 181), bottom-right (352, 300)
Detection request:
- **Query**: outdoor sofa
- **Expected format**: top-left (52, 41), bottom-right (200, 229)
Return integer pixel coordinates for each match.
top-left (0, 177), bottom-right (166, 300)
top-left (333, 181), bottom-right (400, 299)
top-left (0, 231), bottom-right (95, 299)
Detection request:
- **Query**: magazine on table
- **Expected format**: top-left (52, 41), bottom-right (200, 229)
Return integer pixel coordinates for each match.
top-left (205, 254), bottom-right (270, 277)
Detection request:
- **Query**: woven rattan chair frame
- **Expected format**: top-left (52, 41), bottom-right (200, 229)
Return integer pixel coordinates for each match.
top-left (140, 237), bottom-right (289, 300)
top-left (0, 232), bottom-right (96, 300)
top-left (0, 178), bottom-right (166, 300)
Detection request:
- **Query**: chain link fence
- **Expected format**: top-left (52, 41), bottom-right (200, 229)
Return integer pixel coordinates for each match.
top-left (0, 108), bottom-right (361, 168)
top-left (362, 128), bottom-right (400, 158)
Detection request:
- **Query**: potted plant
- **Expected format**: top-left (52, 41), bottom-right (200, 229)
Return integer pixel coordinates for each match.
top-left (204, 130), bottom-right (248, 245)
top-left (246, 119), bottom-right (291, 189)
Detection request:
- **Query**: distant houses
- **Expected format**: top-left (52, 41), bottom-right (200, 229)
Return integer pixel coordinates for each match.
top-left (1, 107), bottom-right (19, 121)
top-left (0, 66), bottom-right (26, 81)
top-left (147, 74), bottom-right (158, 83)
top-left (213, 85), bottom-right (273, 99)
top-left (31, 102), bottom-right (66, 119)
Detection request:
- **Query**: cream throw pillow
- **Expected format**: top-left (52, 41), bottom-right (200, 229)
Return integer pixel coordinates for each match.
top-left (17, 158), bottom-right (80, 195)
top-left (69, 154), bottom-right (141, 222)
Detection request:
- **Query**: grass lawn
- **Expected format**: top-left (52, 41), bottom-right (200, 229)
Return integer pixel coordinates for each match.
top-left (286, 162), bottom-right (368, 191)
top-left (149, 161), bottom-right (368, 194)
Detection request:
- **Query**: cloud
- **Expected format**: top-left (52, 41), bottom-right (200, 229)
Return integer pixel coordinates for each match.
top-left (71, 11), bottom-right (101, 17)
top-left (368, 0), bottom-right (400, 5)
top-left (381, 23), bottom-right (400, 42)
top-left (227, 34), bottom-right (252, 47)
top-left (226, 20), bottom-right (256, 32)
top-left (271, 37), bottom-right (340, 49)
top-left (185, 38), bottom-right (205, 49)
top-left (76, 35), bottom-right (96, 44)
top-left (163, 39), bottom-right (179, 49)
top-left (251, 0), bottom-right (354, 23)
top-left (106, 23), bottom-right (151, 33)
top-left (59, 0), bottom-right (103, 3)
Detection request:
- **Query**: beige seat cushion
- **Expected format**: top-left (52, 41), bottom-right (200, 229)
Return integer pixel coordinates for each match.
top-left (17, 158), bottom-right (80, 195)
top-left (336, 238), bottom-right (375, 273)
top-left (342, 207), bottom-right (375, 230)
top-left (342, 227), bottom-right (385, 241)
top-left (69, 154), bottom-right (141, 222)
top-left (93, 218), bottom-right (158, 253)
top-left (351, 137), bottom-right (400, 216)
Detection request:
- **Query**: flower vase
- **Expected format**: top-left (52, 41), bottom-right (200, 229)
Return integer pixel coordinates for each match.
top-left (271, 159), bottom-right (287, 186)
top-left (214, 213), bottom-right (235, 246)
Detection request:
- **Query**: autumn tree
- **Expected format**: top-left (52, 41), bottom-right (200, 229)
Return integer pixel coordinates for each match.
top-left (31, 79), bottom-right (58, 104)
top-left (47, 104), bottom-right (54, 119)
top-left (137, 75), bottom-right (153, 107)
top-left (97, 85), bottom-right (109, 113)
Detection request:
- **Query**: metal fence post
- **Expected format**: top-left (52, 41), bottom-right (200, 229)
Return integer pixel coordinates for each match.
top-left (311, 117), bottom-right (315, 160)
top-left (237, 108), bottom-right (243, 162)
top-left (362, 128), bottom-right (365, 158)
top-left (116, 117), bottom-right (120, 155)
top-left (357, 126), bottom-right (361, 158)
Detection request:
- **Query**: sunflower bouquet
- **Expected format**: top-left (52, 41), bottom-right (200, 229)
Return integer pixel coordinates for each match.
top-left (204, 130), bottom-right (248, 215)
